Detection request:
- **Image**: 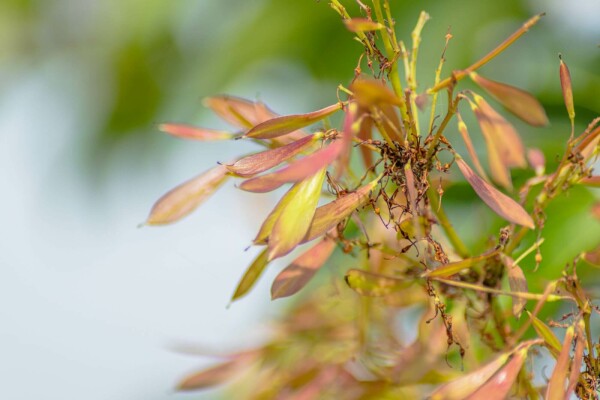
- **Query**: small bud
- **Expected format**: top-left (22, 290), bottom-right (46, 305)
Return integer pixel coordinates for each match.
top-left (559, 54), bottom-right (575, 121)
top-left (535, 252), bottom-right (542, 265)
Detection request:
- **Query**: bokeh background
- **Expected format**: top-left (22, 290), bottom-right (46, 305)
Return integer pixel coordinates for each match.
top-left (1, 0), bottom-right (598, 399)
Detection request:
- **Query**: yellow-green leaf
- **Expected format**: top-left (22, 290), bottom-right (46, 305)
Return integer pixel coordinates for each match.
top-left (345, 269), bottom-right (411, 297)
top-left (146, 165), bottom-right (229, 225)
top-left (423, 250), bottom-right (500, 278)
top-left (343, 18), bottom-right (385, 32)
top-left (526, 310), bottom-right (561, 358)
top-left (559, 55), bottom-right (575, 121)
top-left (231, 249), bottom-right (270, 302)
top-left (302, 175), bottom-right (380, 243)
top-left (469, 72), bottom-right (548, 126)
top-left (244, 103), bottom-right (342, 139)
top-left (268, 168), bottom-right (327, 260)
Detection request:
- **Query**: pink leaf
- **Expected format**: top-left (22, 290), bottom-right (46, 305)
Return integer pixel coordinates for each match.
top-left (456, 156), bottom-right (534, 229)
top-left (267, 168), bottom-right (327, 260)
top-left (239, 140), bottom-right (343, 193)
top-left (302, 176), bottom-right (380, 243)
top-left (146, 165), bottom-right (229, 225)
top-left (469, 72), bottom-right (548, 126)
top-left (159, 123), bottom-right (234, 141)
top-left (226, 134), bottom-right (319, 177)
top-left (271, 232), bottom-right (337, 300)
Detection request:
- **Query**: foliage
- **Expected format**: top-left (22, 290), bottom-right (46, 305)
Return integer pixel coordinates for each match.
top-left (146, 1), bottom-right (600, 398)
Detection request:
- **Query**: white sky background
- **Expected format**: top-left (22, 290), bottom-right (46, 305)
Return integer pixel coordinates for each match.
top-left (0, 39), bottom-right (330, 400)
top-left (0, 0), bottom-right (598, 399)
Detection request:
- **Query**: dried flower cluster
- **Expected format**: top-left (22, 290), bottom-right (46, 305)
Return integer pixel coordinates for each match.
top-left (146, 1), bottom-right (600, 398)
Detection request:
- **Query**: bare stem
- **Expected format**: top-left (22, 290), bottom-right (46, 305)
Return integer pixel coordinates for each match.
top-left (428, 13), bottom-right (545, 93)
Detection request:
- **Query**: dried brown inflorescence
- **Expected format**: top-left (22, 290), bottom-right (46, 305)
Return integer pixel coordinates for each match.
top-left (146, 1), bottom-right (600, 398)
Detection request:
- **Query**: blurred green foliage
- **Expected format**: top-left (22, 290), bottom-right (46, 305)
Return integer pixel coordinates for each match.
top-left (2, 0), bottom-right (597, 156)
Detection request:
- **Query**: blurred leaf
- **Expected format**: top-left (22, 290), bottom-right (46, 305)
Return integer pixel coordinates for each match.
top-left (146, 164), bottom-right (229, 225)
top-left (502, 254), bottom-right (528, 318)
top-left (204, 96), bottom-right (275, 129)
top-left (159, 123), bottom-right (234, 141)
top-left (271, 232), bottom-right (337, 299)
top-left (343, 18), bottom-right (385, 32)
top-left (469, 94), bottom-right (526, 190)
top-left (464, 345), bottom-right (530, 400)
top-left (244, 103), bottom-right (342, 139)
top-left (567, 320), bottom-right (586, 398)
top-left (527, 148), bottom-right (545, 176)
top-left (457, 112), bottom-right (489, 181)
top-left (226, 133), bottom-right (320, 177)
top-left (350, 79), bottom-right (403, 107)
top-left (469, 72), bottom-right (548, 126)
top-left (423, 250), bottom-right (499, 278)
top-left (545, 325), bottom-right (574, 400)
top-left (455, 156), bottom-right (534, 229)
top-left (231, 248), bottom-right (270, 302)
top-left (345, 269), bottom-right (411, 297)
top-left (430, 352), bottom-right (511, 400)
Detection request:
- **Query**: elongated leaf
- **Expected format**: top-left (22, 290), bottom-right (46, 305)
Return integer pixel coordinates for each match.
top-left (231, 249), bottom-right (269, 302)
top-left (239, 141), bottom-right (343, 193)
top-left (580, 176), bottom-right (600, 187)
top-left (302, 176), bottom-right (380, 243)
top-left (526, 310), bottom-right (561, 358)
top-left (244, 103), bottom-right (342, 139)
top-left (546, 325), bottom-right (575, 400)
top-left (423, 250), bottom-right (500, 278)
top-left (471, 94), bottom-right (527, 189)
top-left (559, 55), bottom-right (575, 120)
top-left (345, 269), bottom-right (411, 297)
top-left (271, 232), bottom-right (337, 299)
top-left (159, 123), bottom-right (234, 141)
top-left (576, 125), bottom-right (599, 160)
top-left (455, 156), bottom-right (534, 229)
top-left (203, 95), bottom-right (270, 128)
top-left (226, 133), bottom-right (319, 177)
top-left (343, 18), bottom-right (385, 32)
top-left (268, 168), bottom-right (327, 260)
top-left (430, 352), bottom-right (511, 400)
top-left (582, 245), bottom-right (600, 267)
top-left (350, 80), bottom-right (403, 107)
top-left (435, 278), bottom-right (567, 302)
top-left (457, 113), bottom-right (489, 181)
top-left (146, 165), bottom-right (229, 225)
top-left (566, 320), bottom-right (585, 398)
top-left (465, 346), bottom-right (529, 400)
top-left (253, 182), bottom-right (305, 245)
top-left (178, 360), bottom-right (240, 391)
top-left (502, 254), bottom-right (528, 318)
top-left (469, 72), bottom-right (548, 126)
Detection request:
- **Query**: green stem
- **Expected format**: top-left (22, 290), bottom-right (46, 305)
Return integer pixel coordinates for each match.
top-left (427, 187), bottom-right (470, 258)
